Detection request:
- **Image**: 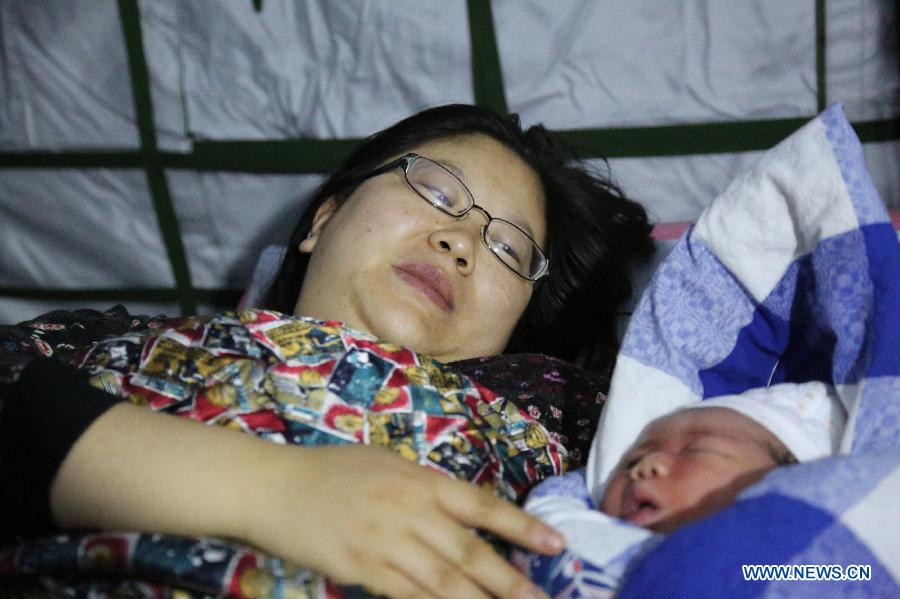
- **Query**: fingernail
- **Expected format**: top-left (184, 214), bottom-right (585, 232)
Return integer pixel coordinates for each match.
top-left (541, 529), bottom-right (565, 552)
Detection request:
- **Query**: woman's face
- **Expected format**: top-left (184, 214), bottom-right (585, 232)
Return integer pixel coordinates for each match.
top-left (293, 133), bottom-right (546, 362)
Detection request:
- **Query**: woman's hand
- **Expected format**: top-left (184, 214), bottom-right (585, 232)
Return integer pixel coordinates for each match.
top-left (243, 444), bottom-right (562, 598)
top-left (52, 404), bottom-right (562, 598)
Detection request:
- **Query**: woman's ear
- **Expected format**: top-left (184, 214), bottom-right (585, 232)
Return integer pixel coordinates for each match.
top-left (298, 196), bottom-right (338, 253)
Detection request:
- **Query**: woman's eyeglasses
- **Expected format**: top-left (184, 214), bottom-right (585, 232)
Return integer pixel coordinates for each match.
top-left (362, 153), bottom-right (549, 281)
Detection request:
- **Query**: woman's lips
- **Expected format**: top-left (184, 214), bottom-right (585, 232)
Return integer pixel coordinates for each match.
top-left (393, 262), bottom-right (455, 312)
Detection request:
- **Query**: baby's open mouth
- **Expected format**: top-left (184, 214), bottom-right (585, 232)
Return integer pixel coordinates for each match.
top-left (623, 488), bottom-right (664, 528)
top-left (627, 500), bottom-right (660, 527)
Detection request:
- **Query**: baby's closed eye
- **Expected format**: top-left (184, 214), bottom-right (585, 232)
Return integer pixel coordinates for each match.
top-left (682, 440), bottom-right (737, 460)
top-left (622, 452), bottom-right (646, 469)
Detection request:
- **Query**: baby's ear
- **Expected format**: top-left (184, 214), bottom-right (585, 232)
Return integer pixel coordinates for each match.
top-left (298, 196), bottom-right (338, 253)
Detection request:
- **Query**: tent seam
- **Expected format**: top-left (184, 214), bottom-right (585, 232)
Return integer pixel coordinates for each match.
top-left (119, 0), bottom-right (195, 315)
top-left (2, 117), bottom-right (896, 170)
top-left (466, 0), bottom-right (509, 114)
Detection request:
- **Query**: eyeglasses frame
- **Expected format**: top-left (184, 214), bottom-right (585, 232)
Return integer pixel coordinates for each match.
top-left (360, 152), bottom-right (550, 281)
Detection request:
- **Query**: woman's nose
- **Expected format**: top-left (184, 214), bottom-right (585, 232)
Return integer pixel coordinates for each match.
top-left (429, 226), bottom-right (477, 275)
top-left (629, 452), bottom-right (672, 481)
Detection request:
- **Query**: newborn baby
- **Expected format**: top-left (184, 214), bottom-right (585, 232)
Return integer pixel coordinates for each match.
top-left (516, 381), bottom-right (846, 597)
top-left (600, 403), bottom-right (797, 533)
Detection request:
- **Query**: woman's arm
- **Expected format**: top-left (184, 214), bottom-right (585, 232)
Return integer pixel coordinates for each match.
top-left (51, 399), bottom-right (562, 599)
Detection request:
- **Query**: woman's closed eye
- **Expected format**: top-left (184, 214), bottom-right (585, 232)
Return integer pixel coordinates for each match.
top-left (422, 183), bottom-right (460, 210)
top-left (495, 240), bottom-right (521, 262)
top-left (485, 229), bottom-right (530, 268)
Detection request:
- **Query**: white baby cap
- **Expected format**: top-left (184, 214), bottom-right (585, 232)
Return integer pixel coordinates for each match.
top-left (686, 382), bottom-right (847, 462)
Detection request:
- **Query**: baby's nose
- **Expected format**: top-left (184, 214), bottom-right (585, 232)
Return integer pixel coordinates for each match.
top-left (629, 452), bottom-right (671, 480)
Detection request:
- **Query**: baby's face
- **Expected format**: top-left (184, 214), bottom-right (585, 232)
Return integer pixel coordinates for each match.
top-left (600, 407), bottom-right (782, 533)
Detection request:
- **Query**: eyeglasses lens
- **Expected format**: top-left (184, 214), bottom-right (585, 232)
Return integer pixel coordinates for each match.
top-left (405, 158), bottom-right (470, 216)
top-left (483, 220), bottom-right (537, 276)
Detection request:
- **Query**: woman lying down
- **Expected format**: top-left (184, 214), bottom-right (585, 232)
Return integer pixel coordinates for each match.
top-left (515, 382), bottom-right (847, 595)
top-left (0, 104), bottom-right (654, 599)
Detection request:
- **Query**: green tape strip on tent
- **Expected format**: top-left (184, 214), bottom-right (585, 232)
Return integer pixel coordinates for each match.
top-left (119, 0), bottom-right (196, 314)
top-left (816, 0), bottom-right (827, 111)
top-left (467, 0), bottom-right (509, 115)
top-left (0, 116), bottom-right (896, 173)
top-left (1, 2), bottom-right (898, 309)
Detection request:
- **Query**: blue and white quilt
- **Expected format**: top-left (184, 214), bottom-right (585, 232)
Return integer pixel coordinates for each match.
top-left (520, 104), bottom-right (900, 598)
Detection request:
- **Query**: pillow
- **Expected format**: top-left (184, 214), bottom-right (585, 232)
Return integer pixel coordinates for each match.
top-left (237, 244), bottom-right (287, 310)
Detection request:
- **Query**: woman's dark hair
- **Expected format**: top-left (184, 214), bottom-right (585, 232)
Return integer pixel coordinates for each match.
top-left (262, 104), bottom-right (654, 375)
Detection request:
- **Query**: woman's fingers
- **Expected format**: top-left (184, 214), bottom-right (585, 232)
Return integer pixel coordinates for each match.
top-left (242, 445), bottom-right (558, 598)
top-left (363, 565), bottom-right (442, 599)
top-left (385, 534), bottom-right (492, 599)
top-left (388, 461), bottom-right (559, 599)
top-left (436, 479), bottom-right (565, 555)
top-left (411, 512), bottom-right (548, 599)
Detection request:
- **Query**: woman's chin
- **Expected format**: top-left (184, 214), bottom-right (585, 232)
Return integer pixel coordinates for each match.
top-left (361, 307), bottom-right (451, 357)
top-left (352, 288), bottom-right (507, 361)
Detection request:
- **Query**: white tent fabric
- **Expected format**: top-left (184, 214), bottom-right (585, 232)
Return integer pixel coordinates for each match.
top-left (1, 0), bottom-right (897, 324)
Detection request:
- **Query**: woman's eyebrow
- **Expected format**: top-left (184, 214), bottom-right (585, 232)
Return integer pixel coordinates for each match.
top-left (437, 159), bottom-right (470, 186)
top-left (439, 158), bottom-right (539, 238)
